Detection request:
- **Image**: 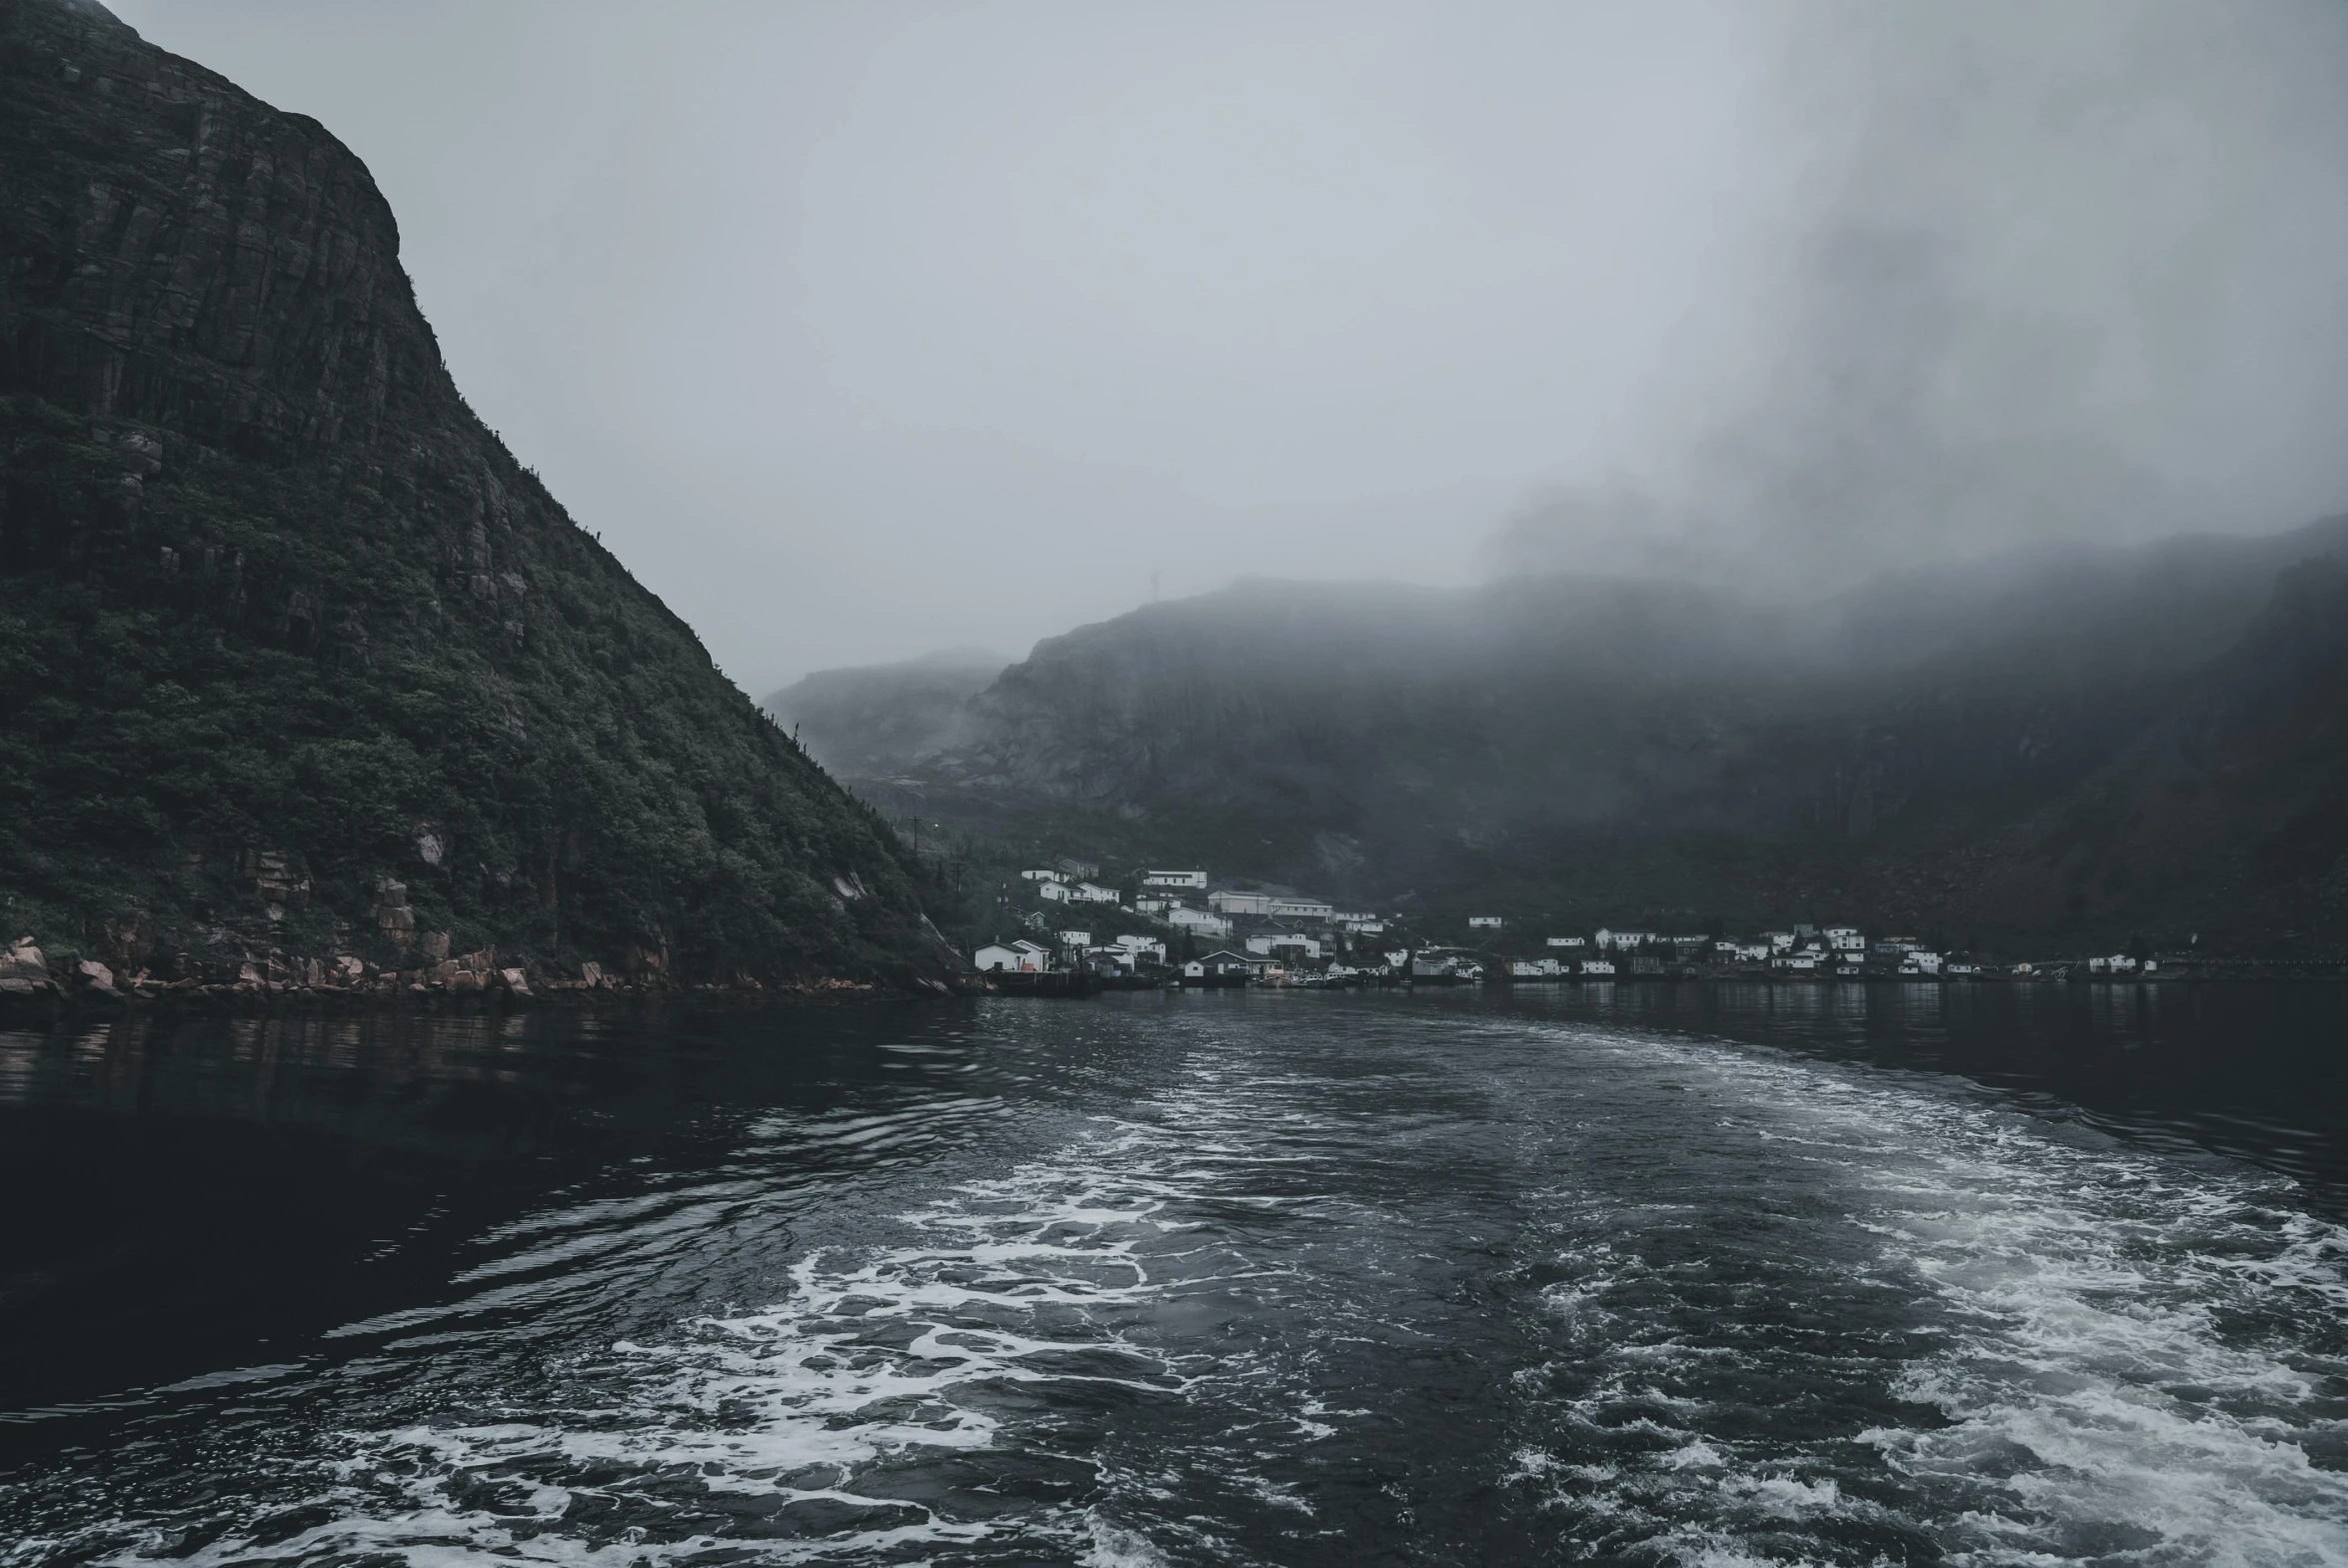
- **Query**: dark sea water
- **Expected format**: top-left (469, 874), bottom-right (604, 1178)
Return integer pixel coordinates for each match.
top-left (2, 983), bottom-right (2345, 1566)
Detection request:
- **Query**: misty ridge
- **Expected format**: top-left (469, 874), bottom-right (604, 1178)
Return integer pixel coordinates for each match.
top-left (775, 514), bottom-right (2348, 786)
top-left (765, 0), bottom-right (2348, 709)
top-left (771, 508), bottom-right (2348, 949)
top-left (758, 1), bottom-right (2348, 952)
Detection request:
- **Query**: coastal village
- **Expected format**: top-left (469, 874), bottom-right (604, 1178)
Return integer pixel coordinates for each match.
top-left (974, 860), bottom-right (2196, 987)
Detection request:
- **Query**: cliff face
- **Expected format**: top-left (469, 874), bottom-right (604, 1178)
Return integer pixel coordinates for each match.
top-left (0, 0), bottom-right (964, 985)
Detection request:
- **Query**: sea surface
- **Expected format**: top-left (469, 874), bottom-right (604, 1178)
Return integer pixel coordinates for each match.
top-left (2, 983), bottom-right (2345, 1566)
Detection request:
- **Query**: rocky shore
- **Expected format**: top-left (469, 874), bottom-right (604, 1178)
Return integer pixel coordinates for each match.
top-left (0, 933), bottom-right (975, 1015)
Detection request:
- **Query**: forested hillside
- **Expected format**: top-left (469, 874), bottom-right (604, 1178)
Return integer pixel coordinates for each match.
top-left (830, 518), bottom-right (2348, 953)
top-left (0, 0), bottom-right (962, 986)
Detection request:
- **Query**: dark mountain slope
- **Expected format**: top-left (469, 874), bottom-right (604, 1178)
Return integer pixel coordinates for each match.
top-left (0, 0), bottom-right (961, 984)
top-left (840, 518), bottom-right (2348, 950)
top-left (765, 650), bottom-right (1005, 780)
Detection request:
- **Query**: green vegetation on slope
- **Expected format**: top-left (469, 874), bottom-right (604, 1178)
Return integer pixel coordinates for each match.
top-left (0, 0), bottom-right (958, 984)
top-left (823, 532), bottom-right (2348, 957)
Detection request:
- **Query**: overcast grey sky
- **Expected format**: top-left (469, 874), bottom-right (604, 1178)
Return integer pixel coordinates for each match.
top-left (108, 1), bottom-right (2348, 691)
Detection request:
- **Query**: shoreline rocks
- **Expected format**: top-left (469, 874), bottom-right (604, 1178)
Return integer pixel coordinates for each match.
top-left (0, 941), bottom-right (990, 1020)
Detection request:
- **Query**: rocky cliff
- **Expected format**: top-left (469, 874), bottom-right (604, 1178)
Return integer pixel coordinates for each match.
top-left (0, 0), bottom-right (965, 988)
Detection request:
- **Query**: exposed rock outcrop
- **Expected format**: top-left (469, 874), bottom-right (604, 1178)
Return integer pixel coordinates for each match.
top-left (0, 0), bottom-right (965, 988)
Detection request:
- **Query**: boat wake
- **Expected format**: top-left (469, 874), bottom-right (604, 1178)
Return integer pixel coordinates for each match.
top-left (1504, 1035), bottom-right (2348, 1566)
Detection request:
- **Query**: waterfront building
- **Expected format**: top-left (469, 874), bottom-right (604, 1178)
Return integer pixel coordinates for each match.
top-left (974, 939), bottom-right (1055, 973)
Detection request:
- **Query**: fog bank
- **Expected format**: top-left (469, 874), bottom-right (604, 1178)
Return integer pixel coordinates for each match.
top-left (108, 1), bottom-right (2348, 684)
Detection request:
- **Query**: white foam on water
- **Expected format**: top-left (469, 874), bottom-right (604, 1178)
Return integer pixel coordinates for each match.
top-left (1511, 1030), bottom-right (2348, 1567)
top-left (36, 1009), bottom-right (2348, 1568)
top-left (76, 1123), bottom-right (1202, 1566)
top-left (1081, 1514), bottom-right (1176, 1567)
top-left (78, 1055), bottom-right (1367, 1568)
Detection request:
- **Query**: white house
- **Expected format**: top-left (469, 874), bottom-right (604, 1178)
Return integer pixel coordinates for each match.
top-left (1269, 896), bottom-right (1333, 920)
top-left (1595, 928), bottom-right (1654, 950)
top-left (1763, 931), bottom-right (1796, 951)
top-left (1208, 889), bottom-right (1274, 915)
top-left (1578, 958), bottom-right (1616, 976)
top-left (1114, 934), bottom-right (1168, 962)
top-left (1828, 929), bottom-right (1866, 952)
top-left (974, 938), bottom-right (1055, 973)
top-left (1246, 932), bottom-right (1322, 959)
top-left (1143, 869), bottom-right (1208, 889)
top-left (1899, 952), bottom-right (1943, 974)
top-left (1072, 882), bottom-right (1121, 903)
top-left (1510, 958), bottom-right (1564, 978)
top-left (1020, 867), bottom-right (1070, 883)
top-left (1185, 949), bottom-right (1261, 981)
top-left (1467, 915), bottom-right (1504, 929)
top-left (1039, 880), bottom-right (1075, 903)
top-left (1784, 954), bottom-right (1819, 970)
top-left (1135, 896), bottom-right (1176, 915)
top-left (1342, 919), bottom-right (1386, 934)
top-left (1330, 911), bottom-right (1375, 925)
top-left (1168, 907), bottom-right (1232, 937)
top-left (1546, 935), bottom-right (1587, 948)
top-left (1057, 857), bottom-right (1101, 878)
top-left (1057, 929), bottom-right (1092, 949)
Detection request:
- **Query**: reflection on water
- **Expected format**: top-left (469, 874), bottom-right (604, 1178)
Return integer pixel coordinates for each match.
top-left (0, 986), bottom-right (2343, 1565)
top-left (1497, 978), bottom-right (2348, 1198)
